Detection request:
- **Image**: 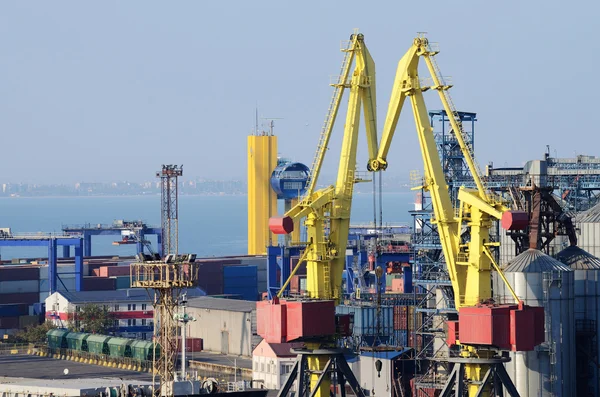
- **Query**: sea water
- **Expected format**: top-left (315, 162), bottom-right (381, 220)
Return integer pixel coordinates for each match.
top-left (0, 192), bottom-right (416, 260)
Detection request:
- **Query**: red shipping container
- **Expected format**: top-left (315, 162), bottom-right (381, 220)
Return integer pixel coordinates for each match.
top-left (446, 320), bottom-right (459, 346)
top-left (176, 337), bottom-right (203, 352)
top-left (285, 301), bottom-right (335, 341)
top-left (0, 266), bottom-right (40, 281)
top-left (459, 305), bottom-right (516, 350)
top-left (394, 306), bottom-right (408, 330)
top-left (410, 378), bottom-right (441, 397)
top-left (99, 265), bottom-right (131, 277)
top-left (0, 292), bottom-right (39, 304)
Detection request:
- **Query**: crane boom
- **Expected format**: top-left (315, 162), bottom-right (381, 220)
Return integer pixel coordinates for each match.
top-left (270, 33), bottom-right (377, 303)
top-left (368, 35), bottom-right (538, 397)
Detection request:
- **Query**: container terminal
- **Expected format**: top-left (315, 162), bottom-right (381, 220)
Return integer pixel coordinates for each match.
top-left (1, 32), bottom-right (600, 397)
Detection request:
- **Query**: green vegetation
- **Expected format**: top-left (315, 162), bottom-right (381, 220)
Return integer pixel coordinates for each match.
top-left (69, 303), bottom-right (115, 334)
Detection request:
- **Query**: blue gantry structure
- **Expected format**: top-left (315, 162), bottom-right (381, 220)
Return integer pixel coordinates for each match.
top-left (0, 231), bottom-right (84, 293)
top-left (62, 220), bottom-right (162, 257)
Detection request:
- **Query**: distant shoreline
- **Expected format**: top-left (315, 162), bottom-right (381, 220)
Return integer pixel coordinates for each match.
top-left (0, 189), bottom-right (413, 199)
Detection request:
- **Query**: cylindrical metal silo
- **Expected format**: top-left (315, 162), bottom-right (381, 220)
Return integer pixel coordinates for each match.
top-left (556, 245), bottom-right (600, 397)
top-left (493, 248), bottom-right (575, 397)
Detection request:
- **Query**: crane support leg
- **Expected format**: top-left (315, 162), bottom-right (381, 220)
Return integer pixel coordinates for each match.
top-left (277, 347), bottom-right (366, 397)
top-left (440, 358), bottom-right (520, 397)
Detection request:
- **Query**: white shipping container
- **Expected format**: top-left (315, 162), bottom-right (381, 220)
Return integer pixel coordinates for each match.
top-left (0, 280), bottom-right (39, 294)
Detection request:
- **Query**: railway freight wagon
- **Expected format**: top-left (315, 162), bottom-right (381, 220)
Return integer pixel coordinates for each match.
top-left (46, 329), bottom-right (159, 361)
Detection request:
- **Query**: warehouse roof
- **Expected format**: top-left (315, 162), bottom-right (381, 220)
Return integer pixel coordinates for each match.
top-left (187, 296), bottom-right (256, 312)
top-left (55, 288), bottom-right (205, 303)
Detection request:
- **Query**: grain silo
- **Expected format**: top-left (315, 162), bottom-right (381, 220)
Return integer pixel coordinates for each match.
top-left (493, 249), bottom-right (575, 397)
top-left (556, 245), bottom-right (600, 396)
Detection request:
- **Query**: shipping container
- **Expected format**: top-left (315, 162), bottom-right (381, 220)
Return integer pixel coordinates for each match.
top-left (290, 256), bottom-right (307, 276)
top-left (18, 315), bottom-right (39, 328)
top-left (0, 266), bottom-right (39, 281)
top-left (176, 337), bottom-right (203, 352)
top-left (336, 305), bottom-right (393, 341)
top-left (0, 292), bottom-right (39, 305)
top-left (393, 329), bottom-right (408, 346)
top-left (99, 265), bottom-right (131, 278)
top-left (39, 278), bottom-right (77, 294)
top-left (0, 303), bottom-right (29, 317)
top-left (394, 306), bottom-right (408, 330)
top-left (83, 277), bottom-right (116, 291)
top-left (0, 317), bottom-right (20, 329)
top-left (114, 276), bottom-right (132, 290)
top-left (197, 262), bottom-right (224, 295)
top-left (223, 266), bottom-right (257, 300)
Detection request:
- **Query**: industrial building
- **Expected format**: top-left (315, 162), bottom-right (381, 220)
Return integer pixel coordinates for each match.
top-left (45, 288), bottom-right (206, 339)
top-left (185, 297), bottom-right (260, 357)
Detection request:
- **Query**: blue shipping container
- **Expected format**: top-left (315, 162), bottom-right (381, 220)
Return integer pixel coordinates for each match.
top-left (336, 305), bottom-right (393, 338)
top-left (393, 330), bottom-right (408, 346)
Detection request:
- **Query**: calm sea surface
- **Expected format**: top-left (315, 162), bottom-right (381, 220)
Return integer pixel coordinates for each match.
top-left (0, 192), bottom-right (415, 260)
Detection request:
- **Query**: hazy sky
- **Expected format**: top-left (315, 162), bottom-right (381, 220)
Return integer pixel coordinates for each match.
top-left (1, 1), bottom-right (597, 184)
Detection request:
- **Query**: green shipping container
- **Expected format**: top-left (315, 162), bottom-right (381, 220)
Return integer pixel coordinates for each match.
top-left (107, 337), bottom-right (133, 358)
top-left (47, 329), bottom-right (69, 349)
top-left (114, 276), bottom-right (131, 290)
top-left (86, 334), bottom-right (111, 355)
top-left (66, 332), bottom-right (89, 351)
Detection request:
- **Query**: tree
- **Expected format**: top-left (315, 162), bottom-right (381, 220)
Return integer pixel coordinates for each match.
top-left (17, 321), bottom-right (56, 344)
top-left (69, 303), bottom-right (115, 334)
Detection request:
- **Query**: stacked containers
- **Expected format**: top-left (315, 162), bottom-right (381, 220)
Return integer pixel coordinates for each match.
top-left (223, 265), bottom-right (258, 301)
top-left (493, 249), bottom-right (575, 397)
top-left (0, 265), bottom-right (40, 333)
top-left (336, 305), bottom-right (393, 345)
top-left (556, 245), bottom-right (600, 397)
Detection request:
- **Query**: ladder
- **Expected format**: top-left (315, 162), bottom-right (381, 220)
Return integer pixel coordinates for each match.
top-left (305, 39), bottom-right (356, 198)
top-left (423, 44), bottom-right (487, 192)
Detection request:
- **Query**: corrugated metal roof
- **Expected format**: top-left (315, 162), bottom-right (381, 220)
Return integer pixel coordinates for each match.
top-left (576, 202), bottom-right (600, 223)
top-left (503, 249), bottom-right (571, 273)
top-left (57, 287), bottom-right (205, 303)
top-left (187, 296), bottom-right (256, 313)
top-left (556, 246), bottom-right (600, 270)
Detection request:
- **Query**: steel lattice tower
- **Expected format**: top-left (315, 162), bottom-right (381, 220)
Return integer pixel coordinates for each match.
top-left (157, 165), bottom-right (183, 257)
top-left (131, 260), bottom-right (198, 396)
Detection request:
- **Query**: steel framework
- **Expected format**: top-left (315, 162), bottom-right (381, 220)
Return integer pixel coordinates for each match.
top-left (411, 110), bottom-right (476, 393)
top-left (157, 165), bottom-right (183, 257)
top-left (131, 259), bottom-right (198, 396)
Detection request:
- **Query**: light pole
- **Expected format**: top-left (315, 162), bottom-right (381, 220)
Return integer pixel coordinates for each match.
top-left (176, 293), bottom-right (196, 379)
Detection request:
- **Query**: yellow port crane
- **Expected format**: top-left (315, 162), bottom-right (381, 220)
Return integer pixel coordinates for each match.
top-left (265, 31), bottom-right (377, 397)
top-left (369, 35), bottom-right (542, 397)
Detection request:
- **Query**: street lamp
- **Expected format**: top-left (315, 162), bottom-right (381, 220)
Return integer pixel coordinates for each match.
top-left (175, 293), bottom-right (196, 379)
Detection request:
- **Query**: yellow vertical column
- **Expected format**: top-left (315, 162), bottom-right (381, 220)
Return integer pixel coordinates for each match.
top-left (247, 134), bottom-right (278, 255)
